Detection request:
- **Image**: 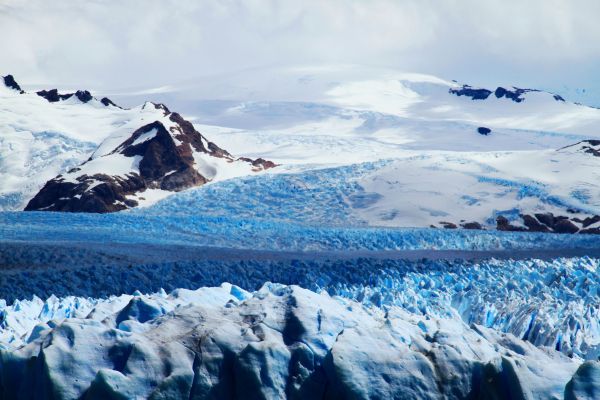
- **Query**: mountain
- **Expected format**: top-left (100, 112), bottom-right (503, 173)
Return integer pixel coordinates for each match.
top-left (0, 74), bottom-right (274, 213)
top-left (107, 67), bottom-right (600, 234)
top-left (25, 102), bottom-right (275, 212)
top-left (5, 67), bottom-right (600, 228)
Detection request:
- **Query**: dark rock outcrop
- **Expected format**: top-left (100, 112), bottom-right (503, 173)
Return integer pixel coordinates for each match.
top-left (3, 75), bottom-right (24, 93)
top-left (522, 214), bottom-right (550, 232)
top-left (74, 90), bottom-right (93, 103)
top-left (571, 140), bottom-right (600, 157)
top-left (496, 216), bottom-right (526, 232)
top-left (492, 212), bottom-right (600, 234)
top-left (449, 85), bottom-right (492, 100)
top-left (494, 87), bottom-right (538, 103)
top-left (37, 89), bottom-right (94, 103)
top-left (450, 84), bottom-right (539, 103)
top-left (36, 89), bottom-right (68, 102)
top-left (576, 215), bottom-right (600, 228)
top-left (238, 157), bottom-right (279, 171)
top-left (461, 222), bottom-right (483, 230)
top-left (100, 97), bottom-right (119, 107)
top-left (440, 221), bottom-right (457, 229)
top-left (553, 218), bottom-right (579, 234)
top-left (25, 106), bottom-right (276, 213)
top-left (477, 127), bottom-right (491, 135)
top-left (534, 212), bottom-right (555, 227)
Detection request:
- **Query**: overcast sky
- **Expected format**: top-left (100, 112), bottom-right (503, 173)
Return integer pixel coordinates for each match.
top-left (2, 0), bottom-right (600, 104)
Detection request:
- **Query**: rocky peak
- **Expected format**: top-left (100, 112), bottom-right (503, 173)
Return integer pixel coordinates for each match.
top-left (143, 101), bottom-right (170, 115)
top-left (37, 88), bottom-right (94, 103)
top-left (3, 75), bottom-right (24, 93)
top-left (100, 97), bottom-right (120, 107)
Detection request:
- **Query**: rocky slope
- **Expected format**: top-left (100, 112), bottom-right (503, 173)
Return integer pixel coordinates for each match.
top-left (25, 102), bottom-right (275, 212)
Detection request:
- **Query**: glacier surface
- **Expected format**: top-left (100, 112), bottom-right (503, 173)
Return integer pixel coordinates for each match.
top-left (0, 278), bottom-right (599, 399)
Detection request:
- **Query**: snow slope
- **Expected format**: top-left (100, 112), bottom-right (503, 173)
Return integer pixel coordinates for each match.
top-left (6, 66), bottom-right (600, 223)
top-left (137, 140), bottom-right (600, 232)
top-left (106, 65), bottom-right (600, 229)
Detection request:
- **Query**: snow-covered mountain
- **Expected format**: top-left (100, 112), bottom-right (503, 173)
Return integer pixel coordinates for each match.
top-left (0, 75), bottom-right (274, 212)
top-left (25, 102), bottom-right (274, 212)
top-left (4, 67), bottom-right (600, 231)
top-left (108, 66), bottom-right (600, 233)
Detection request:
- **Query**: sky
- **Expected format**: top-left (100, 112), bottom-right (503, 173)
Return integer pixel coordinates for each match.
top-left (2, 0), bottom-right (600, 105)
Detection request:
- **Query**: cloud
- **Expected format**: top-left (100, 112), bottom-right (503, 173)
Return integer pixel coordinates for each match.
top-left (1, 0), bottom-right (600, 102)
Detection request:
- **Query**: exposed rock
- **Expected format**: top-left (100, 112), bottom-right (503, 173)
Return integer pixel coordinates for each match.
top-left (580, 227), bottom-right (600, 235)
top-left (74, 90), bottom-right (93, 103)
top-left (439, 221), bottom-right (457, 229)
top-left (449, 84), bottom-right (539, 103)
top-left (449, 85), bottom-right (492, 100)
top-left (100, 97), bottom-right (120, 107)
top-left (239, 157), bottom-right (279, 171)
top-left (522, 214), bottom-right (550, 232)
top-left (461, 222), bottom-right (483, 230)
top-left (426, 212), bottom-right (600, 235)
top-left (496, 216), bottom-right (526, 232)
top-left (578, 215), bottom-right (600, 228)
top-left (494, 87), bottom-right (538, 103)
top-left (36, 89), bottom-right (69, 102)
top-left (553, 219), bottom-right (580, 234)
top-left (477, 127), bottom-right (491, 135)
top-left (554, 94), bottom-right (565, 102)
top-left (534, 212), bottom-right (555, 227)
top-left (559, 140), bottom-right (600, 157)
top-left (3, 75), bottom-right (23, 93)
top-left (579, 140), bottom-right (600, 157)
top-left (36, 88), bottom-right (93, 103)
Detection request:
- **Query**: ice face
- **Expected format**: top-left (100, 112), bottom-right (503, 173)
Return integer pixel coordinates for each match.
top-left (0, 282), bottom-right (590, 399)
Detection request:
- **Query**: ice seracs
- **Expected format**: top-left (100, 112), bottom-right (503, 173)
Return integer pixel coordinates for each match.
top-left (0, 282), bottom-right (596, 399)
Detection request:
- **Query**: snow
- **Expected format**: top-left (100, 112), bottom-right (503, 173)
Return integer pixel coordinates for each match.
top-left (132, 148), bottom-right (600, 230)
top-left (130, 127), bottom-right (158, 146)
top-left (60, 154), bottom-right (143, 184)
top-left (0, 88), bottom-right (164, 209)
top-left (6, 66), bottom-right (600, 218)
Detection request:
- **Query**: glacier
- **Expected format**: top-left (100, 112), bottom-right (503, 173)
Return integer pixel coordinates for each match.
top-left (3, 202), bottom-right (600, 397)
top-left (4, 67), bottom-right (600, 398)
top-left (0, 274), bottom-right (599, 399)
